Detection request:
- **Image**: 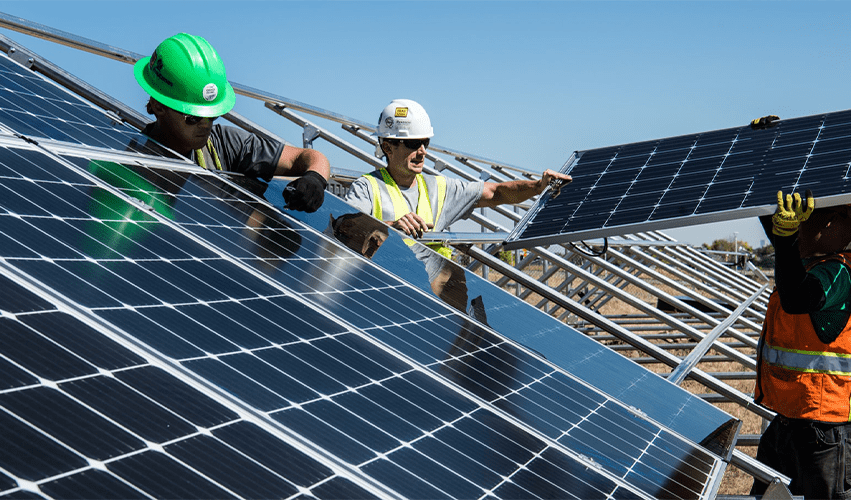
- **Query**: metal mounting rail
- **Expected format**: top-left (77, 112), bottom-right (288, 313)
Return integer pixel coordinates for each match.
top-left (668, 284), bottom-right (769, 385)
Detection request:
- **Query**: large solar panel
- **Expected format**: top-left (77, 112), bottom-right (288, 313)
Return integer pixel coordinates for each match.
top-left (505, 109), bottom-right (851, 248)
top-left (277, 185), bottom-right (741, 458)
top-left (0, 47), bottom-right (736, 498)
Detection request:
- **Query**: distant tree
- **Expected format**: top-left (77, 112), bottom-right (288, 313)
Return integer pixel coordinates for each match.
top-left (752, 244), bottom-right (775, 269)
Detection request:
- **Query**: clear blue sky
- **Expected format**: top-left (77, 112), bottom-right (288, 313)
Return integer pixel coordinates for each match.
top-left (2, 1), bottom-right (849, 247)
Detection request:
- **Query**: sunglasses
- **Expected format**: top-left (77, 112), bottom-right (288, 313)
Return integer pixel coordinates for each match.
top-left (180, 112), bottom-right (219, 126)
top-left (388, 138), bottom-right (430, 150)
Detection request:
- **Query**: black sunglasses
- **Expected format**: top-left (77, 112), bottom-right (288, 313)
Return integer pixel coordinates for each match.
top-left (388, 138), bottom-right (430, 150)
top-left (180, 112), bottom-right (219, 126)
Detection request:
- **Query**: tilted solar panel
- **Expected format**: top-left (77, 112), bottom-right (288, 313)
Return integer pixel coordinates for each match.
top-left (278, 186), bottom-right (741, 460)
top-left (0, 47), bottom-right (736, 498)
top-left (1, 139), bottom-right (726, 499)
top-left (505, 109), bottom-right (851, 248)
top-left (0, 53), bottom-right (159, 155)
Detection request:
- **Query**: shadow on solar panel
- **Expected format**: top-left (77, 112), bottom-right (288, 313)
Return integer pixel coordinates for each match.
top-left (0, 41), bottom-right (739, 499)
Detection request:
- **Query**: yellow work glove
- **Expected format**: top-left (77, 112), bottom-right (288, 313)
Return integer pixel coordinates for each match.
top-left (771, 190), bottom-right (814, 237)
top-left (750, 115), bottom-right (780, 130)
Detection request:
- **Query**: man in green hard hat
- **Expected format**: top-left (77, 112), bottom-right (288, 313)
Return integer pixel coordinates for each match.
top-left (135, 33), bottom-right (330, 212)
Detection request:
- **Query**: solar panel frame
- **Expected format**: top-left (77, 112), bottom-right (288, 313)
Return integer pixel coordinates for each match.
top-left (504, 109), bottom-right (851, 249)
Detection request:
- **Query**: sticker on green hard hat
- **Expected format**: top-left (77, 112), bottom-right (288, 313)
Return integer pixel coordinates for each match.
top-left (134, 33), bottom-right (235, 117)
top-left (202, 83), bottom-right (218, 102)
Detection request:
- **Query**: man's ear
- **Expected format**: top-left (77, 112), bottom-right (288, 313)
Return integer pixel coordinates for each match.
top-left (380, 140), bottom-right (393, 158)
top-left (149, 99), bottom-right (168, 118)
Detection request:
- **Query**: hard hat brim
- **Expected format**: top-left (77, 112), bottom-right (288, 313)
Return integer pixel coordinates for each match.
top-left (134, 57), bottom-right (236, 118)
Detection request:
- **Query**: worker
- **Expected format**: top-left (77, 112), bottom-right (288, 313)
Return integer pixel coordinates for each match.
top-left (751, 189), bottom-right (851, 499)
top-left (343, 98), bottom-right (571, 247)
top-left (134, 33), bottom-right (329, 212)
top-left (343, 99), bottom-right (570, 311)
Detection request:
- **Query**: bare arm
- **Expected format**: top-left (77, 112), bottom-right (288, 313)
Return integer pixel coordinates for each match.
top-left (476, 169), bottom-right (571, 208)
top-left (274, 145), bottom-right (330, 180)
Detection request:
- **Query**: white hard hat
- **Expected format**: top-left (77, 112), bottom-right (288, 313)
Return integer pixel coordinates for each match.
top-left (376, 99), bottom-right (434, 139)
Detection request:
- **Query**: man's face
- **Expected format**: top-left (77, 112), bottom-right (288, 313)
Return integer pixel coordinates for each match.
top-left (384, 138), bottom-right (430, 178)
top-left (153, 103), bottom-right (217, 155)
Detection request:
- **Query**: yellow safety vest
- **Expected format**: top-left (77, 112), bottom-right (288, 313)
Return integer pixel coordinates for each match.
top-left (363, 169), bottom-right (452, 259)
top-left (194, 139), bottom-right (223, 171)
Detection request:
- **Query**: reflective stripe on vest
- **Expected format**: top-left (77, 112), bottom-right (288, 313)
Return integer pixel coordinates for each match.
top-left (761, 342), bottom-right (851, 376)
top-left (363, 169), bottom-right (451, 258)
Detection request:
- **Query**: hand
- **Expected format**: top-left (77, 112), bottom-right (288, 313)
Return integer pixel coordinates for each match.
top-left (750, 115), bottom-right (780, 130)
top-left (389, 213), bottom-right (432, 238)
top-left (539, 169), bottom-right (572, 198)
top-left (772, 189), bottom-right (814, 237)
top-left (282, 171), bottom-right (327, 213)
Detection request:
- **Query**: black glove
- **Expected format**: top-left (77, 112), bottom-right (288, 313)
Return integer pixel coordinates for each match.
top-left (750, 115), bottom-right (780, 130)
top-left (282, 171), bottom-right (327, 213)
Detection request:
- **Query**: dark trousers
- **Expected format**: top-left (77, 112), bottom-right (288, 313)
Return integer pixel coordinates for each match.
top-left (750, 415), bottom-right (851, 499)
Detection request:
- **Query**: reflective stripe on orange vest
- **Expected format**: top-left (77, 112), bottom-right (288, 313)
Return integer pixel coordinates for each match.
top-left (761, 342), bottom-right (851, 376)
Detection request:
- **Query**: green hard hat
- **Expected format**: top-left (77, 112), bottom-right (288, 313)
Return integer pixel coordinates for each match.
top-left (134, 33), bottom-right (235, 117)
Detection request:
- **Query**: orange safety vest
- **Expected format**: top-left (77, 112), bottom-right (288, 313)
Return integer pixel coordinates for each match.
top-left (755, 252), bottom-right (851, 422)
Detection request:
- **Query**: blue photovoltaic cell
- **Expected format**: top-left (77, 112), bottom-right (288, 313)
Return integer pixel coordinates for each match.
top-left (0, 141), bottom-right (727, 499)
top-left (505, 109), bottom-right (851, 247)
top-left (0, 52), bottom-right (161, 156)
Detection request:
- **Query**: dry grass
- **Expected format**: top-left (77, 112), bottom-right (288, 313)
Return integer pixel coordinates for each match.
top-left (469, 259), bottom-right (766, 495)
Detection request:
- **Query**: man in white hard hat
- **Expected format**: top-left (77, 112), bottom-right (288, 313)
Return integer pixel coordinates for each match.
top-left (344, 99), bottom-right (571, 246)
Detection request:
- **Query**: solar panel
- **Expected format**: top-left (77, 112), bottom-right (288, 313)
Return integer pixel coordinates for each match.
top-left (0, 139), bottom-right (730, 499)
top-left (0, 51), bottom-right (160, 155)
top-left (0, 47), bottom-right (736, 498)
top-left (275, 185), bottom-right (741, 459)
top-left (505, 109), bottom-right (851, 248)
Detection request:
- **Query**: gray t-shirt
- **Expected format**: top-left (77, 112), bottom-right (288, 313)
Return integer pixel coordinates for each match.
top-left (143, 123), bottom-right (284, 181)
top-left (344, 172), bottom-right (484, 230)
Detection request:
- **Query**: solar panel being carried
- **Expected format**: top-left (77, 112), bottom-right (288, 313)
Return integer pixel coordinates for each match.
top-left (505, 110), bottom-right (851, 248)
top-left (0, 41), bottom-right (737, 499)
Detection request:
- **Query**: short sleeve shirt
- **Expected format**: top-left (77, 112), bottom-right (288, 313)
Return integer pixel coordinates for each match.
top-left (142, 123), bottom-right (284, 181)
top-left (344, 172), bottom-right (484, 231)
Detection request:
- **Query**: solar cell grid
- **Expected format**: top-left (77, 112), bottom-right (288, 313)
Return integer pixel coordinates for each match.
top-left (0, 302), bottom-right (363, 499)
top-left (507, 108), bottom-right (851, 247)
top-left (0, 139), bottom-right (726, 498)
top-left (281, 184), bottom-right (739, 459)
top-left (0, 53), bottom-right (160, 156)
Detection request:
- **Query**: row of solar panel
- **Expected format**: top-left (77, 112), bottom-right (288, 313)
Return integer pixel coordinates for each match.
top-left (0, 44), bottom-right (731, 499)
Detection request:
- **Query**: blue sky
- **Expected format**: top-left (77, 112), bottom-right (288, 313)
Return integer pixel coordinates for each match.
top-left (2, 1), bottom-right (849, 247)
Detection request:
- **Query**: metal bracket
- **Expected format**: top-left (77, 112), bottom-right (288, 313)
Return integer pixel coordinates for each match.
top-left (302, 123), bottom-right (320, 149)
top-left (432, 157), bottom-right (449, 172)
top-left (762, 478), bottom-right (795, 500)
top-left (104, 109), bottom-right (124, 126)
top-left (6, 46), bottom-right (34, 68)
